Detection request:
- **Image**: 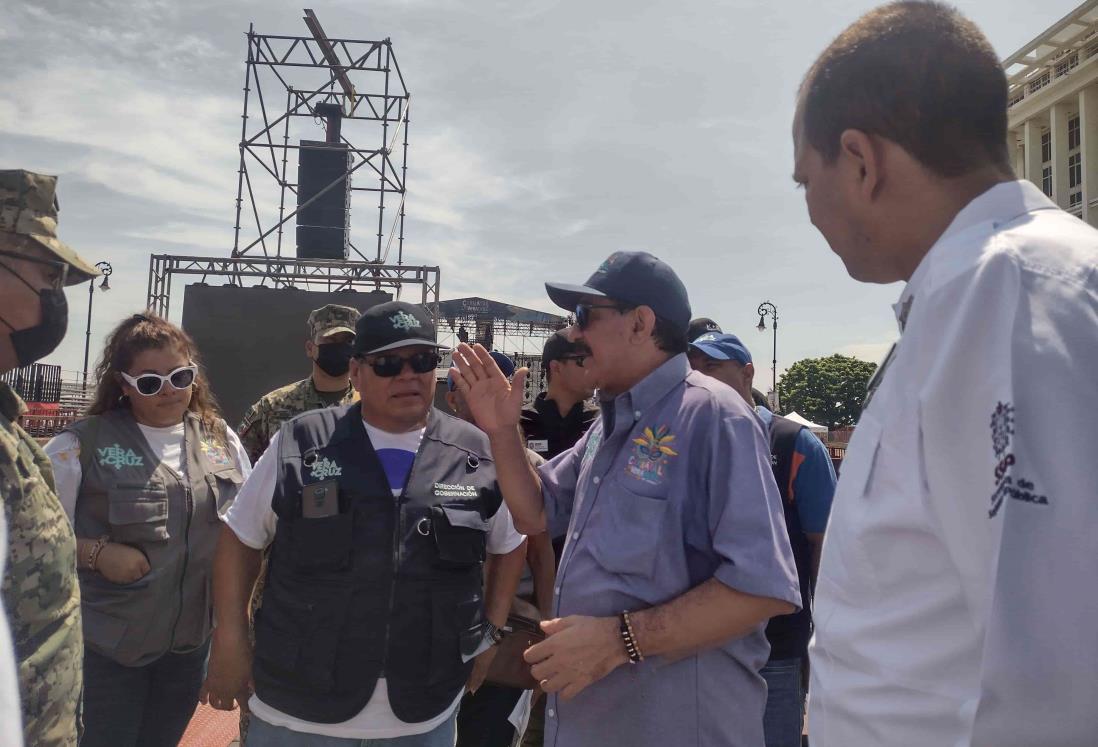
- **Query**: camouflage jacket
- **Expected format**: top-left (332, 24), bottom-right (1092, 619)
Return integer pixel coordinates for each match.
top-left (0, 382), bottom-right (82, 746)
top-left (237, 377), bottom-right (357, 465)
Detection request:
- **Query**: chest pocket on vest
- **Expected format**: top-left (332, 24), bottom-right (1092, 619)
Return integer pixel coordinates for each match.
top-left (431, 504), bottom-right (489, 568)
top-left (108, 485), bottom-right (170, 543)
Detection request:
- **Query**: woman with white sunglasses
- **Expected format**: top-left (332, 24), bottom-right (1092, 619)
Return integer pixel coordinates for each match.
top-left (44, 312), bottom-right (251, 747)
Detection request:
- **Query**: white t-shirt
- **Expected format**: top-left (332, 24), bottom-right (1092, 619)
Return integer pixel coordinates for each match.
top-left (808, 181), bottom-right (1098, 747)
top-left (224, 420), bottom-right (525, 739)
top-left (44, 421), bottom-right (252, 523)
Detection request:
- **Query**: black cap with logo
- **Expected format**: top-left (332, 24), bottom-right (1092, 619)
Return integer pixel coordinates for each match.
top-left (687, 317), bottom-right (722, 342)
top-left (353, 301), bottom-right (445, 356)
top-left (544, 250), bottom-right (692, 331)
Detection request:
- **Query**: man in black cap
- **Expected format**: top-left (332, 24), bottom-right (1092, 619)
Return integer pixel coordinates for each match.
top-left (520, 332), bottom-right (597, 464)
top-left (204, 301), bottom-right (527, 747)
top-left (451, 251), bottom-right (800, 747)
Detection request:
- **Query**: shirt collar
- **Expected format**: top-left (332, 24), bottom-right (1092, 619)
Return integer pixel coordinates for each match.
top-left (600, 354), bottom-right (690, 433)
top-left (894, 180), bottom-right (1057, 329)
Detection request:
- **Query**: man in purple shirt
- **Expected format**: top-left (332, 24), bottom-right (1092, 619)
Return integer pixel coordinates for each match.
top-left (451, 251), bottom-right (800, 747)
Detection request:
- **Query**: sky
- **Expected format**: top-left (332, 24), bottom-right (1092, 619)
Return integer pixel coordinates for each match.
top-left (0, 0), bottom-right (1078, 389)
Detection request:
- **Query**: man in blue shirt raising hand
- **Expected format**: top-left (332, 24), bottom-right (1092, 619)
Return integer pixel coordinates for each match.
top-left (451, 251), bottom-right (800, 747)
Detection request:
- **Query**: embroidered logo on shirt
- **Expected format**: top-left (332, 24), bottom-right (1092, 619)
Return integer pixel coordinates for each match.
top-left (988, 401), bottom-right (1048, 517)
top-left (390, 311), bottom-right (422, 331)
top-left (626, 426), bottom-right (678, 485)
top-left (310, 456), bottom-right (343, 480)
top-left (97, 444), bottom-right (143, 470)
top-left (434, 483), bottom-right (478, 498)
top-left (200, 440), bottom-right (233, 468)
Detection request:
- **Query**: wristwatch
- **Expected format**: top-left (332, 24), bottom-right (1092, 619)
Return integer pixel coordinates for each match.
top-left (484, 621), bottom-right (505, 646)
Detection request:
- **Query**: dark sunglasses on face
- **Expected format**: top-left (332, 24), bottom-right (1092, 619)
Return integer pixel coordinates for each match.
top-left (120, 365), bottom-right (197, 396)
top-left (559, 354), bottom-right (587, 368)
top-left (364, 350), bottom-right (441, 377)
top-left (574, 303), bottom-right (630, 330)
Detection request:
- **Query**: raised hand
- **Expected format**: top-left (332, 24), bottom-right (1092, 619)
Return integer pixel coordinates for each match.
top-left (450, 343), bottom-right (527, 434)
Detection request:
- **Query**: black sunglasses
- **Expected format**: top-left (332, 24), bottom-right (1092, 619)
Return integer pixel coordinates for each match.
top-left (558, 354), bottom-right (587, 368)
top-left (574, 303), bottom-right (631, 330)
top-left (364, 350), bottom-right (441, 377)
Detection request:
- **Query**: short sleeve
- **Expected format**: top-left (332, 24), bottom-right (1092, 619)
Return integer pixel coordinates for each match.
top-left (706, 412), bottom-right (801, 607)
top-left (222, 430), bottom-right (280, 549)
top-left (790, 429), bottom-right (836, 534)
top-left (43, 431), bottom-right (82, 524)
top-left (486, 501), bottom-right (525, 555)
top-left (536, 426), bottom-right (592, 539)
top-left (223, 424), bottom-right (253, 480)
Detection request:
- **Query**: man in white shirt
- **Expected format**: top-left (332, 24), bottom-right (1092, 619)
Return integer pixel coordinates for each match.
top-left (203, 301), bottom-right (526, 746)
top-left (792, 3), bottom-right (1098, 746)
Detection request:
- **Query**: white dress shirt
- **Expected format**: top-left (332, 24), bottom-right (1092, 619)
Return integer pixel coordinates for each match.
top-left (808, 180), bottom-right (1098, 747)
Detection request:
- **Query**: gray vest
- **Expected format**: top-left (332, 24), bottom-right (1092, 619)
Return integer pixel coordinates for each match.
top-left (66, 410), bottom-right (242, 666)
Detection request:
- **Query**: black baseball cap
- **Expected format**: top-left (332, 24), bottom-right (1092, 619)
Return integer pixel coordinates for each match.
top-left (544, 251), bottom-right (692, 331)
top-left (541, 330), bottom-right (587, 368)
top-left (353, 301), bottom-right (445, 356)
top-left (688, 317), bottom-right (722, 342)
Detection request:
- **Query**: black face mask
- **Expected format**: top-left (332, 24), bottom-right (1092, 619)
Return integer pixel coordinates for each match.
top-left (314, 341), bottom-right (353, 377)
top-left (0, 270), bottom-right (70, 368)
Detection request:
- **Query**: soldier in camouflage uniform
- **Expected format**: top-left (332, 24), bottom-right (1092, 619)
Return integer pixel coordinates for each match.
top-left (0, 170), bottom-right (101, 747)
top-left (235, 303), bottom-right (360, 740)
top-left (237, 304), bottom-right (361, 464)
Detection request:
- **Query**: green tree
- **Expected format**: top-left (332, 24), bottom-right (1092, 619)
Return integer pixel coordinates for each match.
top-left (776, 354), bottom-right (878, 429)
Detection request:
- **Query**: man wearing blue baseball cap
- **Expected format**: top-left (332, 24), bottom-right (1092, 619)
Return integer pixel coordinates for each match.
top-left (450, 251), bottom-right (801, 747)
top-left (688, 332), bottom-right (836, 747)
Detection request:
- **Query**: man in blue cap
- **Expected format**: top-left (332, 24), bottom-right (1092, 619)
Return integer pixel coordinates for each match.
top-left (450, 250), bottom-right (801, 747)
top-left (689, 331), bottom-right (836, 747)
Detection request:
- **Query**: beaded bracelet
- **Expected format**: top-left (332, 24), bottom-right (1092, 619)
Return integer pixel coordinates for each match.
top-left (619, 611), bottom-right (644, 664)
top-left (87, 535), bottom-right (111, 572)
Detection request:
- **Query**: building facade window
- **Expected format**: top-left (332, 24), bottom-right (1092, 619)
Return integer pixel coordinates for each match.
top-left (1069, 152), bottom-right (1082, 189)
top-left (1069, 116), bottom-right (1081, 151)
top-left (1029, 71), bottom-right (1051, 93)
top-left (1055, 53), bottom-right (1079, 78)
top-left (1041, 131), bottom-right (1052, 163)
top-left (1042, 165), bottom-right (1053, 197)
top-left (1070, 191), bottom-right (1083, 207)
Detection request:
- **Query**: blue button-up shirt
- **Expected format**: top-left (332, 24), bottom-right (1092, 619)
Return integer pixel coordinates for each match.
top-left (538, 354), bottom-right (800, 747)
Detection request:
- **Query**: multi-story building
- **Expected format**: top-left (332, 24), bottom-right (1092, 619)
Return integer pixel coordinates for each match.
top-left (1006, 0), bottom-right (1098, 226)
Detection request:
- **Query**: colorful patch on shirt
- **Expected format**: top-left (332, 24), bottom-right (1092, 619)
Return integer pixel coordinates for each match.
top-left (97, 444), bottom-right (143, 470)
top-left (200, 440), bottom-right (233, 468)
top-left (626, 425), bottom-right (678, 485)
top-left (309, 456), bottom-right (343, 480)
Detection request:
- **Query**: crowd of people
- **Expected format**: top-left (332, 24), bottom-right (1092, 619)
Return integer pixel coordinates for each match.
top-left (1, 2), bottom-right (1097, 747)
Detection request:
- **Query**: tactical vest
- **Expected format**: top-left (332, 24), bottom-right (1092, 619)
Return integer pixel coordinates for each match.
top-left (66, 409), bottom-right (243, 667)
top-left (253, 405), bottom-right (501, 725)
top-left (764, 413), bottom-right (815, 661)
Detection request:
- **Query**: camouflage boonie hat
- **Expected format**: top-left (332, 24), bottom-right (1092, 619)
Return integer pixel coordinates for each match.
top-left (0, 170), bottom-right (99, 285)
top-left (307, 304), bottom-right (360, 342)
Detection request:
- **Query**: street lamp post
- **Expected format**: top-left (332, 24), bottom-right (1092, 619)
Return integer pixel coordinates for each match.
top-left (82, 261), bottom-right (113, 389)
top-left (756, 301), bottom-right (778, 411)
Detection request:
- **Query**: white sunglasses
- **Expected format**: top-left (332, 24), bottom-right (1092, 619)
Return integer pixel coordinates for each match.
top-left (119, 365), bottom-right (197, 396)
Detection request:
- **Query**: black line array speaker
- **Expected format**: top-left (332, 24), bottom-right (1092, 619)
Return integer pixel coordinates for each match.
top-left (297, 140), bottom-right (351, 259)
